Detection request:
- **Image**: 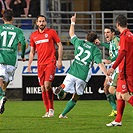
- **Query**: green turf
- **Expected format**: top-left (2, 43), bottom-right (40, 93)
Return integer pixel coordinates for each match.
top-left (0, 100), bottom-right (132, 133)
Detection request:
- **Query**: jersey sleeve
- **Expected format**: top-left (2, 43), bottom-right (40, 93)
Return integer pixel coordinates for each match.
top-left (92, 47), bottom-right (102, 64)
top-left (18, 29), bottom-right (26, 58)
top-left (30, 33), bottom-right (36, 49)
top-left (112, 50), bottom-right (126, 69)
top-left (52, 29), bottom-right (61, 43)
top-left (100, 42), bottom-right (110, 49)
top-left (122, 32), bottom-right (131, 52)
top-left (70, 36), bottom-right (82, 47)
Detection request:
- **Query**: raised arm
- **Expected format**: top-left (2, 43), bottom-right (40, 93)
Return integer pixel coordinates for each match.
top-left (69, 13), bottom-right (76, 38)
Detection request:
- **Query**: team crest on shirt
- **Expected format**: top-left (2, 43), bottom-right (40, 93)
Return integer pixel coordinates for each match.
top-left (122, 84), bottom-right (126, 89)
top-left (45, 34), bottom-right (48, 38)
top-left (49, 75), bottom-right (53, 80)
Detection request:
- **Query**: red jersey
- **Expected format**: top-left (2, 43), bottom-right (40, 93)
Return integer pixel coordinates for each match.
top-left (119, 29), bottom-right (133, 80)
top-left (30, 28), bottom-right (61, 65)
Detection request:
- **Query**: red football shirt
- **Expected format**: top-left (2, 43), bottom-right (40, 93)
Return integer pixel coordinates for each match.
top-left (30, 28), bottom-right (61, 65)
top-left (118, 29), bottom-right (133, 79)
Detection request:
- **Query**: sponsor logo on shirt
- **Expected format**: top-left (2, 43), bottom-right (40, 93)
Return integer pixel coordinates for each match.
top-left (35, 39), bottom-right (49, 44)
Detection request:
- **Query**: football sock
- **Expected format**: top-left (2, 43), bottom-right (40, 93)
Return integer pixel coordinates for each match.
top-left (106, 93), bottom-right (116, 110)
top-left (57, 90), bottom-right (65, 99)
top-left (115, 99), bottom-right (125, 122)
top-left (114, 91), bottom-right (116, 95)
top-left (62, 99), bottom-right (76, 116)
top-left (46, 88), bottom-right (54, 109)
top-left (127, 96), bottom-right (133, 106)
top-left (0, 87), bottom-right (5, 100)
top-left (42, 91), bottom-right (49, 112)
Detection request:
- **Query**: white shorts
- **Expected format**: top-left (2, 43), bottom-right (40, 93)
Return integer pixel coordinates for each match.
top-left (63, 73), bottom-right (87, 95)
top-left (0, 64), bottom-right (16, 83)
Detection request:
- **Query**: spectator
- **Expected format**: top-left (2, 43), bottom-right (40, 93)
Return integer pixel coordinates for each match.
top-left (0, 1), bottom-right (2, 17)
top-left (9, 0), bottom-right (27, 17)
top-left (0, 0), bottom-right (7, 17)
top-left (28, 0), bottom-right (40, 18)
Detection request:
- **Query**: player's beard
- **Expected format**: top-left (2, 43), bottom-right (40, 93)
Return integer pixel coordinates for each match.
top-left (38, 25), bottom-right (46, 31)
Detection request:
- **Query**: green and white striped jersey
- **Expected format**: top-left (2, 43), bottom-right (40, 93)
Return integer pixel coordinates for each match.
top-left (101, 36), bottom-right (119, 62)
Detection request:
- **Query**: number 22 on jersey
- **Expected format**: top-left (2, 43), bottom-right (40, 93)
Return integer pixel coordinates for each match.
top-left (75, 46), bottom-right (91, 65)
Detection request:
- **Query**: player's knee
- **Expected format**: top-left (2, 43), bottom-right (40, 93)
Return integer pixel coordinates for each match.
top-left (104, 85), bottom-right (109, 94)
top-left (72, 94), bottom-right (80, 102)
top-left (44, 84), bottom-right (51, 91)
top-left (121, 93), bottom-right (131, 101)
top-left (109, 86), bottom-right (116, 94)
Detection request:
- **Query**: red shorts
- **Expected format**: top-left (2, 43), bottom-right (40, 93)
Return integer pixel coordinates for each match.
top-left (38, 62), bottom-right (56, 86)
top-left (117, 77), bottom-right (133, 93)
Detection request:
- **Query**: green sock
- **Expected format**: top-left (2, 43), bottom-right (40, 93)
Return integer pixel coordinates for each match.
top-left (0, 87), bottom-right (5, 100)
top-left (62, 99), bottom-right (76, 116)
top-left (114, 91), bottom-right (116, 95)
top-left (106, 94), bottom-right (116, 110)
top-left (57, 90), bottom-right (65, 99)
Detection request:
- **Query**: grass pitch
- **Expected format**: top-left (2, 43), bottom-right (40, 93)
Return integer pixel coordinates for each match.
top-left (0, 100), bottom-right (132, 133)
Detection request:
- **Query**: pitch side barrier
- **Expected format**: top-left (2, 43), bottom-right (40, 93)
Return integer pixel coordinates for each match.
top-left (7, 60), bottom-right (111, 100)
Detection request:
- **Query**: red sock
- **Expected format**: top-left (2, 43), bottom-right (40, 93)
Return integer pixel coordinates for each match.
top-left (128, 96), bottom-right (133, 106)
top-left (115, 99), bottom-right (125, 122)
top-left (42, 91), bottom-right (49, 112)
top-left (46, 88), bottom-right (54, 110)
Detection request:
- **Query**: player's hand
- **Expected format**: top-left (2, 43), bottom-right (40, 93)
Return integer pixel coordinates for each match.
top-left (71, 13), bottom-right (76, 23)
top-left (106, 76), bottom-right (112, 83)
top-left (94, 39), bottom-right (100, 45)
top-left (103, 59), bottom-right (111, 64)
top-left (107, 68), bottom-right (114, 76)
top-left (21, 58), bottom-right (26, 62)
top-left (56, 60), bottom-right (62, 70)
top-left (27, 65), bottom-right (31, 73)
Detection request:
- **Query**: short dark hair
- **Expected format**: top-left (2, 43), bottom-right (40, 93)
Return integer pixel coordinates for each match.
top-left (36, 15), bottom-right (46, 21)
top-left (86, 31), bottom-right (98, 42)
top-left (104, 26), bottom-right (115, 33)
top-left (115, 15), bottom-right (127, 28)
top-left (3, 9), bottom-right (13, 21)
